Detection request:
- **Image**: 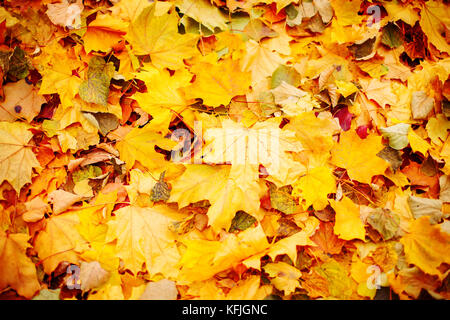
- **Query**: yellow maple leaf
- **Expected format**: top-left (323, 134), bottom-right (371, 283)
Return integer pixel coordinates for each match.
top-left (202, 118), bottom-right (305, 186)
top-left (312, 258), bottom-right (355, 299)
top-left (264, 262), bottom-right (302, 295)
top-left (115, 124), bottom-right (177, 171)
top-left (226, 275), bottom-right (272, 299)
top-left (178, 225), bottom-right (269, 282)
top-left (329, 196), bottom-right (366, 241)
top-left (35, 41), bottom-right (84, 109)
top-left (384, 1), bottom-right (419, 26)
top-left (408, 128), bottom-right (430, 156)
top-left (359, 78), bottom-right (397, 108)
top-left (126, 4), bottom-right (199, 70)
top-left (284, 111), bottom-right (339, 166)
top-left (0, 122), bottom-right (41, 192)
top-left (185, 58), bottom-right (251, 107)
top-left (426, 114), bottom-right (450, 145)
top-left (110, 0), bottom-right (158, 23)
top-left (331, 130), bottom-right (389, 184)
top-left (133, 67), bottom-right (192, 133)
top-left (82, 14), bottom-right (127, 53)
top-left (330, 0), bottom-right (363, 26)
top-left (106, 205), bottom-right (181, 278)
top-left (400, 216), bottom-right (450, 278)
top-left (292, 166), bottom-right (336, 211)
top-left (34, 211), bottom-right (88, 274)
top-left (266, 216), bottom-right (319, 262)
top-left (170, 164), bottom-right (263, 232)
top-left (241, 39), bottom-right (287, 87)
top-left (0, 231), bottom-right (40, 298)
top-left (419, 0), bottom-right (450, 53)
top-left (176, 0), bottom-right (229, 31)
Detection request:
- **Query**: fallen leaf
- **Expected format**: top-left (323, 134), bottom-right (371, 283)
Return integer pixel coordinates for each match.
top-left (140, 279), bottom-right (178, 300)
top-left (0, 231), bottom-right (40, 298)
top-left (400, 216), bottom-right (450, 279)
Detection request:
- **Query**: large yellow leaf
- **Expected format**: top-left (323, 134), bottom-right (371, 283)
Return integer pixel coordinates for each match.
top-left (169, 164), bottom-right (263, 232)
top-left (178, 225), bottom-right (269, 283)
top-left (241, 39), bottom-right (287, 87)
top-left (35, 41), bottom-right (84, 109)
top-left (264, 262), bottom-right (301, 295)
top-left (106, 205), bottom-right (181, 277)
top-left (34, 211), bottom-right (88, 274)
top-left (359, 78), bottom-right (397, 108)
top-left (126, 4), bottom-right (199, 70)
top-left (312, 258), bottom-right (355, 299)
top-left (292, 166), bottom-right (336, 211)
top-left (185, 58), bottom-right (251, 107)
top-left (331, 130), bottom-right (389, 184)
top-left (202, 118), bottom-right (304, 186)
top-left (133, 67), bottom-right (192, 134)
top-left (110, 0), bottom-right (157, 22)
top-left (115, 124), bottom-right (177, 171)
top-left (82, 14), bottom-right (127, 53)
top-left (0, 122), bottom-right (41, 192)
top-left (266, 216), bottom-right (319, 262)
top-left (329, 196), bottom-right (366, 241)
top-left (330, 0), bottom-right (363, 26)
top-left (284, 111), bottom-right (339, 166)
top-left (419, 0), bottom-right (450, 53)
top-left (400, 216), bottom-right (450, 278)
top-left (176, 0), bottom-right (228, 31)
top-left (383, 1), bottom-right (419, 26)
top-left (0, 231), bottom-right (40, 298)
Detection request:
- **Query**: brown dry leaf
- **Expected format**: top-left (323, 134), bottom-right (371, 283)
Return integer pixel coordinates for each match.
top-left (140, 279), bottom-right (178, 300)
top-left (23, 196), bottom-right (49, 223)
top-left (79, 261), bottom-right (110, 292)
top-left (47, 190), bottom-right (83, 215)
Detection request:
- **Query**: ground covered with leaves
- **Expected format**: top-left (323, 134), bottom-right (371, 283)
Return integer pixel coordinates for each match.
top-left (0, 0), bottom-right (449, 300)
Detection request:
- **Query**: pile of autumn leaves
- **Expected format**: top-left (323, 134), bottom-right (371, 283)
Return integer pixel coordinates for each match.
top-left (0, 0), bottom-right (450, 300)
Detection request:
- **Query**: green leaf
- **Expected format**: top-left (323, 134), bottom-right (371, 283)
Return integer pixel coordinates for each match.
top-left (32, 289), bottom-right (60, 300)
top-left (8, 46), bottom-right (30, 80)
top-left (269, 184), bottom-right (298, 214)
top-left (271, 65), bottom-right (302, 89)
top-left (73, 165), bottom-right (102, 183)
top-left (285, 4), bottom-right (299, 20)
top-left (228, 211), bottom-right (257, 233)
top-left (381, 22), bottom-right (403, 48)
top-left (79, 57), bottom-right (115, 106)
top-left (79, 73), bottom-right (111, 106)
top-left (87, 56), bottom-right (115, 78)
